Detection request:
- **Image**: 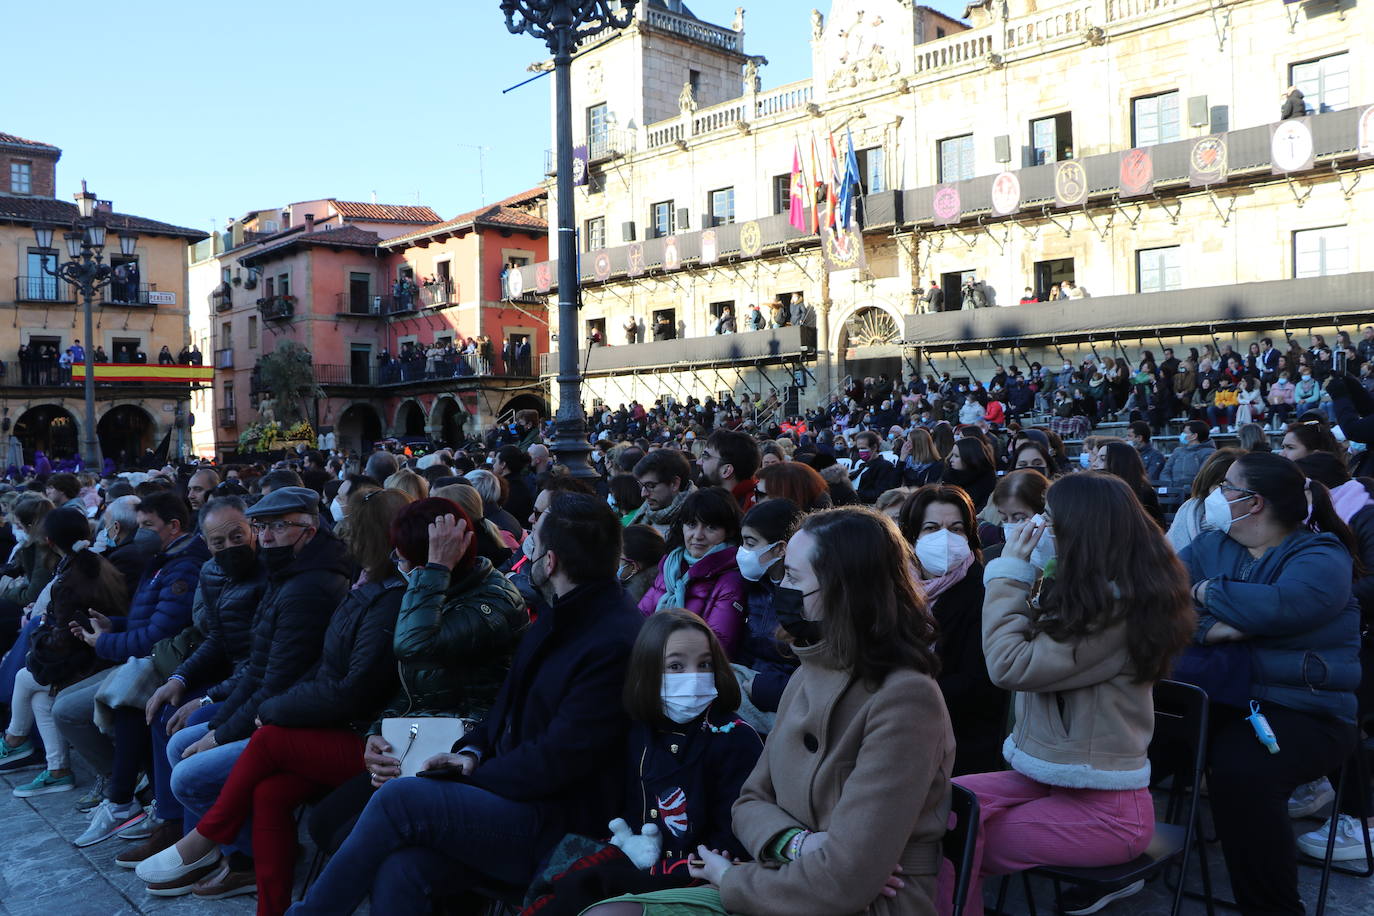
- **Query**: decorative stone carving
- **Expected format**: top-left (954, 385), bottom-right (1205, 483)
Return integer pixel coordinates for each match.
top-left (811, 9), bottom-right (825, 40)
top-left (1084, 25), bottom-right (1107, 45)
top-left (743, 58), bottom-right (760, 92)
top-left (733, 6), bottom-right (745, 31)
top-left (678, 81), bottom-right (697, 115)
top-left (986, 52), bottom-right (1005, 69)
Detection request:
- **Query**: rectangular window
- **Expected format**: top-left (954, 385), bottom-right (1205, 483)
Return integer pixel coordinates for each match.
top-left (586, 317), bottom-right (606, 343)
top-left (277, 273), bottom-right (290, 298)
top-left (220, 321), bottom-right (232, 349)
top-left (348, 272), bottom-right (371, 314)
top-left (938, 134), bottom-right (975, 182)
top-left (651, 200), bottom-right (675, 238)
top-left (689, 69), bottom-right (701, 95)
top-left (1029, 112), bottom-right (1074, 165)
top-left (1293, 226), bottom-right (1349, 278)
top-left (708, 187), bottom-right (735, 227)
top-left (1033, 258), bottom-right (1076, 301)
top-left (1290, 53), bottom-right (1350, 114)
top-left (9, 161), bottom-right (32, 194)
top-left (587, 102), bottom-right (609, 156)
top-left (585, 217), bottom-right (606, 252)
top-left (1136, 246), bottom-right (1182, 294)
top-left (223, 382), bottom-right (235, 409)
top-left (248, 315), bottom-right (259, 349)
top-left (1132, 91), bottom-right (1180, 147)
top-left (857, 147), bottom-right (886, 194)
top-left (772, 174), bottom-right (791, 215)
top-left (24, 250), bottom-right (57, 300)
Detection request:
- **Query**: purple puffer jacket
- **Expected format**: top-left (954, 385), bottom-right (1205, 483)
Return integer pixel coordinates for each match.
top-left (638, 547), bottom-right (748, 657)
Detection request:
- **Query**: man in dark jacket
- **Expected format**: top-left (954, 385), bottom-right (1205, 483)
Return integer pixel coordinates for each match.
top-left (288, 491), bottom-right (642, 914)
top-left (1280, 85), bottom-right (1307, 120)
top-left (119, 495), bottom-right (269, 864)
top-left (57, 490), bottom-right (210, 847)
top-left (147, 487), bottom-right (351, 893)
top-left (849, 430), bottom-right (900, 504)
top-left (101, 494), bottom-right (157, 595)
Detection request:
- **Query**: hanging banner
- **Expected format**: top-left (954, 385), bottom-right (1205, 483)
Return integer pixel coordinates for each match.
top-left (990, 171), bottom-right (1021, 217)
top-left (1358, 106), bottom-right (1374, 161)
top-left (1054, 160), bottom-right (1088, 207)
top-left (592, 251), bottom-right (612, 282)
top-left (663, 236), bottom-right (681, 271)
top-left (700, 229), bottom-right (719, 265)
top-left (72, 364), bottom-right (214, 384)
top-left (571, 145), bottom-right (589, 187)
top-left (504, 266), bottom-right (524, 299)
top-left (821, 226), bottom-right (866, 273)
top-left (1119, 148), bottom-right (1154, 198)
top-left (1189, 135), bottom-right (1228, 186)
top-left (1271, 118), bottom-right (1314, 174)
top-left (626, 242), bottom-right (646, 278)
top-left (534, 262), bottom-right (552, 293)
top-left (931, 185), bottom-right (961, 225)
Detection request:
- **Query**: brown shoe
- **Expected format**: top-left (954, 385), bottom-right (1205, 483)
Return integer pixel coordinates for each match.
top-left (191, 860), bottom-right (257, 899)
top-left (114, 820), bottom-right (183, 869)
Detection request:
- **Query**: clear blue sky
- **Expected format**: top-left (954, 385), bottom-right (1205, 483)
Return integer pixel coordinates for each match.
top-left (5, 1), bottom-right (964, 232)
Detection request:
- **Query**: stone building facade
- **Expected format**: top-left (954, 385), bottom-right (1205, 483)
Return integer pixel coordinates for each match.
top-left (512, 0), bottom-right (1373, 417)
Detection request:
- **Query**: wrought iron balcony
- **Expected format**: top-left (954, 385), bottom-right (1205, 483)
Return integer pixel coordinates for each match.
top-left (14, 275), bottom-right (76, 304)
top-left (217, 406), bottom-right (237, 427)
top-left (214, 348), bottom-right (234, 369)
top-left (257, 295), bottom-right (296, 321)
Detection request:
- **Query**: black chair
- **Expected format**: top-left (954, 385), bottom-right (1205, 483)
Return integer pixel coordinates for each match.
top-left (998, 680), bottom-right (1211, 916)
top-left (944, 783), bottom-right (981, 916)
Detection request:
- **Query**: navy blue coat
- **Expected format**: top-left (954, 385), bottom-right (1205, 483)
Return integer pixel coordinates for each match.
top-left (466, 578), bottom-right (642, 867)
top-left (736, 578), bottom-right (797, 713)
top-left (96, 534), bottom-right (211, 662)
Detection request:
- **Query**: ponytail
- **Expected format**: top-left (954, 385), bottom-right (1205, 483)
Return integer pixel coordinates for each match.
top-left (1306, 478), bottom-right (1366, 579)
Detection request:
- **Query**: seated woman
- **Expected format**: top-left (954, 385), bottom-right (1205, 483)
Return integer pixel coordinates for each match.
top-left (899, 486), bottom-right (1006, 777)
top-left (590, 506), bottom-right (954, 916)
top-left (942, 472), bottom-right (1195, 914)
top-left (134, 488), bottom-right (414, 908)
top-left (755, 463), bottom-right (831, 513)
top-left (943, 438), bottom-right (998, 512)
top-left (1164, 448), bottom-right (1243, 553)
top-left (730, 499), bottom-right (805, 734)
top-left (984, 469), bottom-right (1049, 563)
top-left (639, 488), bottom-right (747, 657)
top-left (526, 609), bottom-right (762, 913)
top-left (4, 512), bottom-right (126, 794)
top-left (1097, 440), bottom-right (1165, 528)
top-left (618, 525), bottom-right (667, 607)
top-left (1180, 452), bottom-right (1361, 906)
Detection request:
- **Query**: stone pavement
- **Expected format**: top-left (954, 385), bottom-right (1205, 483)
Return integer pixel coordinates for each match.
top-left (2, 756), bottom-right (1373, 916)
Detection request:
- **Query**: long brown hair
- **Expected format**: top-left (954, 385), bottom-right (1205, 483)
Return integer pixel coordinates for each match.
top-left (622, 608), bottom-right (740, 728)
top-left (344, 487), bottom-right (413, 582)
top-left (1035, 473), bottom-right (1193, 683)
top-left (758, 462), bottom-right (828, 511)
top-left (800, 507), bottom-right (940, 686)
top-left (897, 485), bottom-right (983, 560)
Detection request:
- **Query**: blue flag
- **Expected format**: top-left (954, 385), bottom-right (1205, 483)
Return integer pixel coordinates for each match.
top-left (838, 128), bottom-right (862, 230)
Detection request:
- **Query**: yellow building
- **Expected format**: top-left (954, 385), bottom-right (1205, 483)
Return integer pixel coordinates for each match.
top-left (0, 131), bottom-right (208, 468)
top-left (513, 0), bottom-right (1374, 415)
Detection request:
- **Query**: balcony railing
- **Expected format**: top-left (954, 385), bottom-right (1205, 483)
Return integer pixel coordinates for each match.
top-left (257, 295), bottom-right (296, 321)
top-left (214, 348), bottom-right (234, 369)
top-left (545, 127), bottom-right (635, 173)
top-left (14, 275), bottom-right (77, 303)
top-left (314, 352), bottom-right (508, 387)
top-left (333, 292), bottom-right (445, 315)
top-left (418, 279), bottom-right (454, 308)
top-left (217, 406), bottom-right (237, 427)
top-left (211, 284), bottom-right (232, 312)
top-left (103, 284), bottom-right (155, 307)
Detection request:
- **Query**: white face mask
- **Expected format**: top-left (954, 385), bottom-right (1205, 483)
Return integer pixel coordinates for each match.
top-left (93, 527), bottom-right (114, 553)
top-left (735, 542), bottom-right (780, 582)
top-left (331, 497), bottom-right (347, 520)
top-left (1028, 514), bottom-right (1057, 569)
top-left (1078, 452), bottom-right (1091, 468)
top-left (661, 672), bottom-right (717, 724)
top-left (915, 528), bottom-right (971, 577)
top-left (1203, 487), bottom-right (1250, 534)
top-left (11, 523), bottom-right (27, 544)
top-left (522, 536), bottom-right (539, 561)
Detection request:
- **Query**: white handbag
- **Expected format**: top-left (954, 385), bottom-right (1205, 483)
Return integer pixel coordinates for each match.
top-left (380, 717), bottom-right (471, 778)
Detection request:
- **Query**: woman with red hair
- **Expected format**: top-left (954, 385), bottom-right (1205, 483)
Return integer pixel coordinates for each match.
top-left (756, 462), bottom-right (832, 513)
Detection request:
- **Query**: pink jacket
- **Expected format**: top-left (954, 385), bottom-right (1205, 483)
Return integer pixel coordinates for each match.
top-left (638, 547), bottom-right (748, 657)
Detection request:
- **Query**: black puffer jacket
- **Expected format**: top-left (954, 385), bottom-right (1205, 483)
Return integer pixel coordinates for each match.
top-left (208, 529), bottom-right (353, 743)
top-left (174, 556), bottom-right (268, 693)
top-left (370, 557), bottom-right (527, 732)
top-left (258, 573), bottom-right (406, 733)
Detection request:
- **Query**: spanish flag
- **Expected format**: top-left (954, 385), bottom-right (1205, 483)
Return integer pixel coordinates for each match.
top-left (71, 363), bottom-right (214, 384)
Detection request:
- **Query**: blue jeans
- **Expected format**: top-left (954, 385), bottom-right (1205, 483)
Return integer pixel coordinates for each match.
top-left (167, 720), bottom-right (250, 852)
top-left (287, 776), bottom-right (543, 916)
top-left (151, 701), bottom-right (216, 823)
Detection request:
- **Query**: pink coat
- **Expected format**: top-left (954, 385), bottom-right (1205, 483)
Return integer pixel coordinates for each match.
top-left (638, 547), bottom-right (748, 657)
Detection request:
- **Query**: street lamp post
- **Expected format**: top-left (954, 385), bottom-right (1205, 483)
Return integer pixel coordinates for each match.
top-left (33, 181), bottom-right (139, 471)
top-left (501, 0), bottom-right (637, 479)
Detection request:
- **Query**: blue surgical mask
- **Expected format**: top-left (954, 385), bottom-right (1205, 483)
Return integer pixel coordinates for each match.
top-left (1178, 432), bottom-right (1190, 445)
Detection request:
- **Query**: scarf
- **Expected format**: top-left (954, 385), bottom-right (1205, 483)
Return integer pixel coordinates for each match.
top-left (656, 543), bottom-right (729, 612)
top-left (1330, 479), bottom-right (1374, 524)
top-left (917, 548), bottom-right (975, 601)
top-left (634, 486), bottom-right (691, 528)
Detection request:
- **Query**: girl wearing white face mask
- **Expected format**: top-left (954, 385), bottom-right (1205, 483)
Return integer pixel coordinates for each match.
top-left (730, 500), bottom-right (805, 734)
top-left (532, 610), bottom-right (761, 909)
top-left (900, 486), bottom-right (1007, 776)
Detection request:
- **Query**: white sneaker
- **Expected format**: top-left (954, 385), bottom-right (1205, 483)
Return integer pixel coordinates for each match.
top-left (1288, 778), bottom-right (1336, 819)
top-left (74, 799), bottom-right (145, 848)
top-left (118, 811), bottom-right (162, 840)
top-left (1297, 814), bottom-right (1374, 861)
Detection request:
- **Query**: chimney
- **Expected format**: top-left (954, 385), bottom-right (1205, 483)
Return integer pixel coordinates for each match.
top-left (304, 213), bottom-right (315, 233)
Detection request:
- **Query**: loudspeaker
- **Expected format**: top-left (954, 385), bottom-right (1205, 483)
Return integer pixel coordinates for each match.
top-left (994, 134), bottom-right (1011, 163)
top-left (621, 221), bottom-right (636, 242)
top-left (676, 208), bottom-right (690, 232)
top-left (701, 214), bottom-right (713, 230)
top-left (1187, 95), bottom-right (1209, 128)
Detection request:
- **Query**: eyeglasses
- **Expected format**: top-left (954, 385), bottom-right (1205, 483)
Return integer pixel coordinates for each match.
top-left (1218, 482), bottom-right (1256, 499)
top-left (250, 520), bottom-right (312, 534)
top-left (638, 479), bottom-right (666, 491)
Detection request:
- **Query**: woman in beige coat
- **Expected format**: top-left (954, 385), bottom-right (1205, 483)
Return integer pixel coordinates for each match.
top-left (584, 506), bottom-right (954, 916)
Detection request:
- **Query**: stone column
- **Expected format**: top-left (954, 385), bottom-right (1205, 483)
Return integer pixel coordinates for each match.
top-left (818, 266), bottom-right (834, 399)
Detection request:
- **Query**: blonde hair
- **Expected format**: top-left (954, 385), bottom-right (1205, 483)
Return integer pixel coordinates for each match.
top-left (384, 469), bottom-right (429, 501)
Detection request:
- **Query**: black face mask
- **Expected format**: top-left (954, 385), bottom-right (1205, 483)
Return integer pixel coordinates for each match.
top-left (215, 544), bottom-right (258, 580)
top-left (260, 544), bottom-right (297, 573)
top-left (774, 586), bottom-right (822, 646)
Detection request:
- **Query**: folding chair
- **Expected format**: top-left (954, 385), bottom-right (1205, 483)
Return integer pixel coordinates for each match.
top-left (998, 680), bottom-right (1211, 916)
top-left (944, 783), bottom-right (981, 916)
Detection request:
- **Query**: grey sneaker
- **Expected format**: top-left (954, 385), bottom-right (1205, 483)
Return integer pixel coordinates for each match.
top-left (74, 775), bottom-right (107, 813)
top-left (118, 810), bottom-right (163, 840)
top-left (74, 799), bottom-right (145, 848)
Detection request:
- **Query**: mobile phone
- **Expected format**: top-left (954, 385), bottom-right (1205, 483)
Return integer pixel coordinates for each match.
top-left (416, 763), bottom-right (469, 780)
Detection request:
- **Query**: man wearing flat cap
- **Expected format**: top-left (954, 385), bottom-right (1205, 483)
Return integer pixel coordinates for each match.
top-left (142, 487), bottom-right (352, 895)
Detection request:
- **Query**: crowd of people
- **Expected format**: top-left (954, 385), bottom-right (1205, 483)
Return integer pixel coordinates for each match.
top-left (0, 358), bottom-right (1371, 916)
top-left (3, 341), bottom-right (204, 387)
